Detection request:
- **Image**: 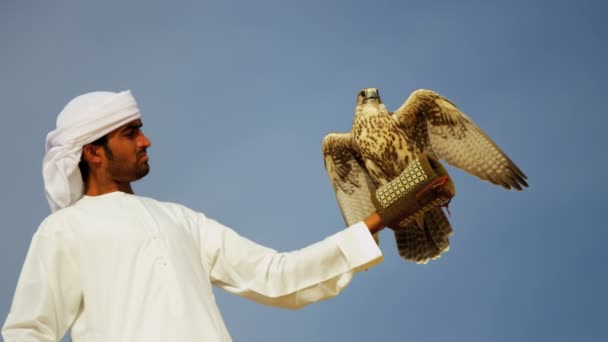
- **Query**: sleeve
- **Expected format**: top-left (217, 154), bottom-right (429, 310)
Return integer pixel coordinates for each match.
top-left (197, 215), bottom-right (383, 310)
top-left (2, 220), bottom-right (83, 342)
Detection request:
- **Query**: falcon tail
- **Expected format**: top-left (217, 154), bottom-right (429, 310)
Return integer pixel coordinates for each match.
top-left (393, 207), bottom-right (452, 263)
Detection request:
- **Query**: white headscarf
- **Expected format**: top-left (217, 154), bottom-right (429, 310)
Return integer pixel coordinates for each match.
top-left (43, 90), bottom-right (142, 212)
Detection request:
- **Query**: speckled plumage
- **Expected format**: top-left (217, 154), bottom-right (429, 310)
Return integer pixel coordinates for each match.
top-left (322, 88), bottom-right (528, 263)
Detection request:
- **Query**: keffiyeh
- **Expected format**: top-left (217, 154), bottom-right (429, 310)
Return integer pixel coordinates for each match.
top-left (43, 90), bottom-right (141, 212)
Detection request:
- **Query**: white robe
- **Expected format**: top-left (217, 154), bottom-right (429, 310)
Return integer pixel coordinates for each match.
top-left (2, 192), bottom-right (383, 341)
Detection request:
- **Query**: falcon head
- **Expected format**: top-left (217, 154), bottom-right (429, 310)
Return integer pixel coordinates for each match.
top-left (355, 88), bottom-right (387, 117)
top-left (357, 88), bottom-right (382, 105)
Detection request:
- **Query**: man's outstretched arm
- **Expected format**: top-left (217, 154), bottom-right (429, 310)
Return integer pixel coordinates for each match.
top-left (196, 214), bottom-right (383, 310)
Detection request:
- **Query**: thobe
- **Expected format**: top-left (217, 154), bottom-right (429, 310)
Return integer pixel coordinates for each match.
top-left (3, 191), bottom-right (383, 341)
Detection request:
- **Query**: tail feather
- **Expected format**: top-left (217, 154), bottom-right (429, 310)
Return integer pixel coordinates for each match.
top-left (424, 207), bottom-right (452, 253)
top-left (393, 207), bottom-right (452, 263)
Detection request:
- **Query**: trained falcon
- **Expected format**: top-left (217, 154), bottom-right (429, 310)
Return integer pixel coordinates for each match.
top-left (322, 88), bottom-right (528, 264)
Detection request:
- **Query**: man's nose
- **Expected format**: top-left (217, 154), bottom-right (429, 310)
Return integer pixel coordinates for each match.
top-left (139, 132), bottom-right (152, 148)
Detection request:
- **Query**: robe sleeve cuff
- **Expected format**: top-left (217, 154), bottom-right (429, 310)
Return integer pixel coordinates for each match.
top-left (330, 222), bottom-right (383, 272)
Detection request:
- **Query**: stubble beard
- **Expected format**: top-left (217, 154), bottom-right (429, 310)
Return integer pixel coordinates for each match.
top-left (107, 156), bottom-right (150, 183)
top-left (136, 161), bottom-right (150, 180)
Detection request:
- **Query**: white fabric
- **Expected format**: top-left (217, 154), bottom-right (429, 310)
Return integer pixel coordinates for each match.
top-left (43, 91), bottom-right (141, 212)
top-left (2, 192), bottom-right (383, 341)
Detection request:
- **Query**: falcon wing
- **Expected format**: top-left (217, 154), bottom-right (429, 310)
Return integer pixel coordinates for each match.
top-left (322, 132), bottom-right (378, 227)
top-left (391, 89), bottom-right (528, 190)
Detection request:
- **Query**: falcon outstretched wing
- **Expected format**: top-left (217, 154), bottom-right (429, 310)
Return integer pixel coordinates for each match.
top-left (322, 133), bottom-right (378, 227)
top-left (391, 89), bottom-right (528, 190)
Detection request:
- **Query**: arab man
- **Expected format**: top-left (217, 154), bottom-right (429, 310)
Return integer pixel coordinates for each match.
top-left (2, 90), bottom-right (452, 341)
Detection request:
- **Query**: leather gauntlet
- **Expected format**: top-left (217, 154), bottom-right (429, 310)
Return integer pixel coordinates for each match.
top-left (372, 154), bottom-right (456, 229)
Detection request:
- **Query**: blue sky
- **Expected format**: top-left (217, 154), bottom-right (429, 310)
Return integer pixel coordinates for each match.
top-left (1, 0), bottom-right (606, 341)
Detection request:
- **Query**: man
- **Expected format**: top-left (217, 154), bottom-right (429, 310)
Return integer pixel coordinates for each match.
top-left (2, 90), bottom-right (449, 341)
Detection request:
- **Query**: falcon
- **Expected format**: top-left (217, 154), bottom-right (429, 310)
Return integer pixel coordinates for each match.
top-left (322, 88), bottom-right (528, 263)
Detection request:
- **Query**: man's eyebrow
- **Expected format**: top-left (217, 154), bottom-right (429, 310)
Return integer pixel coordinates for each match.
top-left (122, 123), bottom-right (143, 131)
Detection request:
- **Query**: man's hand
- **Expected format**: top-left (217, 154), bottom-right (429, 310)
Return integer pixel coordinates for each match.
top-left (371, 153), bottom-right (455, 231)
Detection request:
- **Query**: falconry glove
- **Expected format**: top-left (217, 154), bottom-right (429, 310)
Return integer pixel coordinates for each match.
top-left (372, 153), bottom-right (456, 229)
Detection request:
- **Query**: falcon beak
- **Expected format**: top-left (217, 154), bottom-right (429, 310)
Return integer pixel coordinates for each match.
top-left (362, 88), bottom-right (381, 103)
top-left (366, 89), bottom-right (379, 99)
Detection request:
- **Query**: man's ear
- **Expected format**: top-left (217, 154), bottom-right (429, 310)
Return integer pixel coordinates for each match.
top-left (82, 144), bottom-right (103, 164)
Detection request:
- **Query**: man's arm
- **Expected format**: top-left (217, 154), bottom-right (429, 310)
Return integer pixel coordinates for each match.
top-left (195, 214), bottom-right (383, 310)
top-left (188, 154), bottom-right (453, 310)
top-left (2, 221), bottom-right (82, 342)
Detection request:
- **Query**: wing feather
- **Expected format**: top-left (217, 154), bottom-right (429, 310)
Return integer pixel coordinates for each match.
top-left (322, 133), bottom-right (378, 227)
top-left (391, 89), bottom-right (528, 190)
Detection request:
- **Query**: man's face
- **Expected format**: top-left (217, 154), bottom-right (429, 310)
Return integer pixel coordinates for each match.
top-left (103, 119), bottom-right (152, 182)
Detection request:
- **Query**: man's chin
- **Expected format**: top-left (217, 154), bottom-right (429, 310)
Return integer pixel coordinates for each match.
top-left (134, 164), bottom-right (150, 180)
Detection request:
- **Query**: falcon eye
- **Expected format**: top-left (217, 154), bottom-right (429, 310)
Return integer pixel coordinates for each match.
top-left (359, 91), bottom-right (366, 97)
